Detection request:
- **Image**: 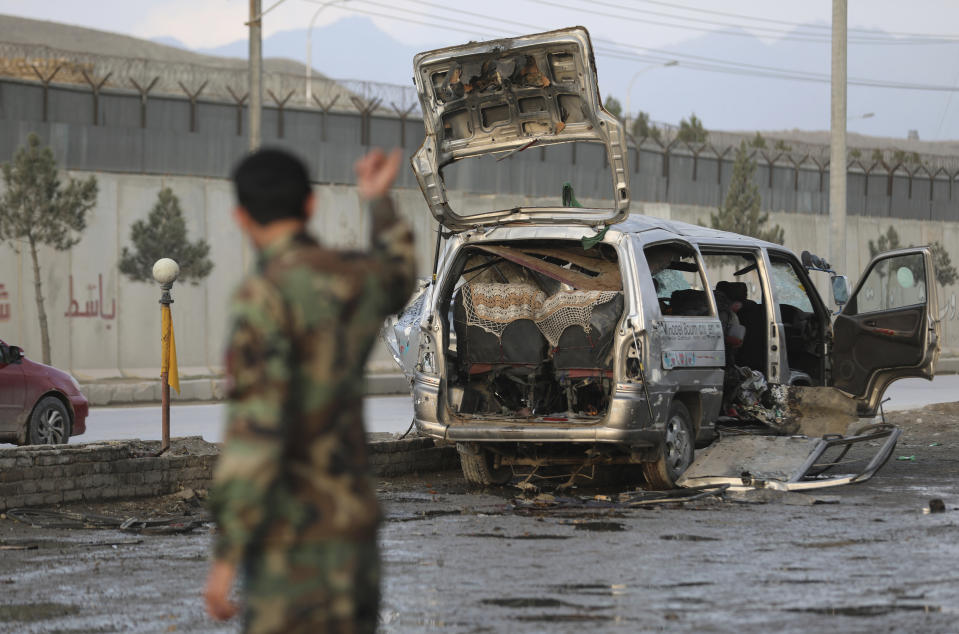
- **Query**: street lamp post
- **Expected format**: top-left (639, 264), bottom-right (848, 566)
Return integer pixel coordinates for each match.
top-left (153, 258), bottom-right (179, 454)
top-left (626, 60), bottom-right (678, 131)
top-left (249, 0), bottom-right (262, 151)
top-left (829, 0), bottom-right (848, 279)
top-left (306, 0), bottom-right (349, 103)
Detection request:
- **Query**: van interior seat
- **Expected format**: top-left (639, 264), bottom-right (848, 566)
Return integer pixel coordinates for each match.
top-left (669, 289), bottom-right (710, 316)
top-left (715, 281), bottom-right (747, 304)
top-left (734, 299), bottom-right (766, 372)
top-left (453, 286), bottom-right (547, 374)
top-left (552, 293), bottom-right (624, 374)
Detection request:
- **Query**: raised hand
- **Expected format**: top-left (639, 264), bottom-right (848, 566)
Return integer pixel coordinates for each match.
top-left (354, 148), bottom-right (402, 200)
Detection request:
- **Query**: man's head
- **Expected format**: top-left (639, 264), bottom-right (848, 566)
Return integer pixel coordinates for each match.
top-left (231, 148), bottom-right (315, 246)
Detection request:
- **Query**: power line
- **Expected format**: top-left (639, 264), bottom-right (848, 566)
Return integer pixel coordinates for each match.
top-left (631, 0), bottom-right (959, 41)
top-left (528, 0), bottom-right (959, 44)
top-left (341, 0), bottom-right (959, 92)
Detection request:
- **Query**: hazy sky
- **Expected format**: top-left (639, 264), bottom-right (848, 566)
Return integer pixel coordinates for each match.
top-left (3, 1), bottom-right (958, 138)
top-left (2, 0), bottom-right (958, 51)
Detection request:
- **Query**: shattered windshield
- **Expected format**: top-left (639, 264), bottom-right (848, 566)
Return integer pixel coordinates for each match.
top-left (769, 259), bottom-right (814, 313)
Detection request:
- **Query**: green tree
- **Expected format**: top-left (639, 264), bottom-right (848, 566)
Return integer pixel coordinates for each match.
top-left (631, 110), bottom-right (661, 141)
top-left (0, 133), bottom-right (98, 364)
top-left (677, 113), bottom-right (707, 143)
top-left (929, 243), bottom-right (958, 287)
top-left (749, 132), bottom-right (767, 149)
top-left (604, 95), bottom-right (623, 119)
top-left (774, 139), bottom-right (793, 152)
top-left (869, 225), bottom-right (957, 288)
top-left (708, 141), bottom-right (784, 244)
top-left (867, 225), bottom-right (902, 259)
top-left (118, 187), bottom-right (213, 285)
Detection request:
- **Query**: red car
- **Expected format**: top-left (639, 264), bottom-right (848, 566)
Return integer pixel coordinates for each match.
top-left (0, 339), bottom-right (88, 445)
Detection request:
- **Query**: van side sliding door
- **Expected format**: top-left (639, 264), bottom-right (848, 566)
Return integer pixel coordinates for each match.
top-left (831, 248), bottom-right (940, 416)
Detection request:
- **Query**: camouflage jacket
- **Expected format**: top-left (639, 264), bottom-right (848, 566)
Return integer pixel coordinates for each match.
top-left (210, 197), bottom-right (415, 566)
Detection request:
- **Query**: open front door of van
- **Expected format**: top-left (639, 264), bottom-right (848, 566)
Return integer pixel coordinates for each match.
top-left (831, 247), bottom-right (940, 416)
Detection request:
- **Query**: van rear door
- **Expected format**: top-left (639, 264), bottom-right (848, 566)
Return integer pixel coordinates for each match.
top-left (830, 247), bottom-right (940, 415)
top-left (411, 26), bottom-right (630, 232)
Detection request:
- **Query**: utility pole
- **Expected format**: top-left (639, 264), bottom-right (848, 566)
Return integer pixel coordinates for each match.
top-left (249, 0), bottom-right (263, 151)
top-left (829, 0), bottom-right (847, 278)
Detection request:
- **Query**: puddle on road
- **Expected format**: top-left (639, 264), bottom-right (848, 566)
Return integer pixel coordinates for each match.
top-left (777, 579), bottom-right (829, 585)
top-left (550, 584), bottom-right (628, 596)
top-left (482, 597), bottom-right (619, 624)
top-left (794, 538), bottom-right (885, 549)
top-left (459, 532), bottom-right (571, 540)
top-left (786, 604), bottom-right (941, 617)
top-left (514, 613), bottom-right (617, 623)
top-left (387, 509), bottom-right (462, 523)
top-left (0, 539), bottom-right (142, 550)
top-left (482, 598), bottom-right (581, 609)
top-left (570, 521), bottom-right (625, 532)
top-left (660, 534), bottom-right (720, 542)
top-left (0, 603), bottom-right (80, 622)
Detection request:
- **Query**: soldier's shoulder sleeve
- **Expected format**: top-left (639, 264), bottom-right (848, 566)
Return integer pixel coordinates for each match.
top-left (210, 274), bottom-right (291, 566)
top-left (367, 195), bottom-right (416, 314)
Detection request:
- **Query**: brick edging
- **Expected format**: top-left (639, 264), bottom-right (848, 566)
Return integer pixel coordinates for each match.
top-left (0, 436), bottom-right (458, 511)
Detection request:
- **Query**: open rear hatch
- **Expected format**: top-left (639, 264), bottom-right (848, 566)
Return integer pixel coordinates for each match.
top-left (411, 26), bottom-right (630, 231)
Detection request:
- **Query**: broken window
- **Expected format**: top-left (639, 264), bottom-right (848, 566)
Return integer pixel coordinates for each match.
top-left (644, 242), bottom-right (713, 317)
top-left (768, 254), bottom-right (825, 386)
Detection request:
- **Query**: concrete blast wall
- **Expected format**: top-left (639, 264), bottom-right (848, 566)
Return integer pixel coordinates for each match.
top-left (0, 171), bottom-right (957, 380)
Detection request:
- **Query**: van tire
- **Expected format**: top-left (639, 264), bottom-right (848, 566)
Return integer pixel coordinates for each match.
top-left (457, 443), bottom-right (512, 486)
top-left (643, 401), bottom-right (695, 490)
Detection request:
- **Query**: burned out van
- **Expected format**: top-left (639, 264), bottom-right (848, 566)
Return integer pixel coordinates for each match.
top-left (384, 27), bottom-right (940, 488)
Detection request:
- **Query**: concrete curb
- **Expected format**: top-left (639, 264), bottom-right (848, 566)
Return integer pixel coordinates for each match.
top-left (80, 373), bottom-right (411, 406)
top-left (0, 435), bottom-right (458, 511)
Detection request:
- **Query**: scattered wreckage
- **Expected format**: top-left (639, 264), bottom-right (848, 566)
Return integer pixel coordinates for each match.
top-left (383, 26), bottom-right (941, 491)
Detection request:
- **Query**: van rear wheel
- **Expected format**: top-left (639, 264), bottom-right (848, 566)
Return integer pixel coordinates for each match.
top-left (643, 401), bottom-right (695, 490)
top-left (457, 443), bottom-right (512, 486)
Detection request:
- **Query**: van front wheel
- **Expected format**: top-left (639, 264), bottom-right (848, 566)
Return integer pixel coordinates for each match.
top-left (643, 401), bottom-right (695, 490)
top-left (457, 443), bottom-right (512, 486)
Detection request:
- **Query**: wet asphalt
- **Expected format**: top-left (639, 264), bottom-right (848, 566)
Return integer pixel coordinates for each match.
top-left (1, 418), bottom-right (958, 633)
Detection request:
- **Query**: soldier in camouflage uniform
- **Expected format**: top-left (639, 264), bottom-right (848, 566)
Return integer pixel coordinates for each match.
top-left (204, 147), bottom-right (415, 633)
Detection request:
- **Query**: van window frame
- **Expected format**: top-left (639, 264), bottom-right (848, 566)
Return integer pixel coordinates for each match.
top-left (765, 249), bottom-right (831, 324)
top-left (642, 239), bottom-right (717, 320)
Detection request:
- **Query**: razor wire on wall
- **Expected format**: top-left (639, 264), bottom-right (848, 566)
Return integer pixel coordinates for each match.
top-left (1, 40), bottom-right (958, 221)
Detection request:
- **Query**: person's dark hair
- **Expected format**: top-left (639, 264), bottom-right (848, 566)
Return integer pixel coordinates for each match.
top-left (231, 148), bottom-right (311, 225)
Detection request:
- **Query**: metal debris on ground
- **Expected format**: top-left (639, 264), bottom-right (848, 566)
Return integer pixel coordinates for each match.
top-left (679, 423), bottom-right (902, 492)
top-left (510, 484), bottom-right (729, 513)
top-left (4, 508), bottom-right (208, 534)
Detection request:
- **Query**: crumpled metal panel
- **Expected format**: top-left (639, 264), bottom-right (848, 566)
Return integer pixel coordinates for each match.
top-left (411, 26), bottom-right (630, 231)
top-left (381, 279), bottom-right (432, 382)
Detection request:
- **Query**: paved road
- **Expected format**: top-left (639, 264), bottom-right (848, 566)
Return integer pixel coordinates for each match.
top-left (67, 374), bottom-right (959, 445)
top-left (1, 405), bottom-right (957, 633)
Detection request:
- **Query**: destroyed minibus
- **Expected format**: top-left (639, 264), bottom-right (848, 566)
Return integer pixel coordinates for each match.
top-left (383, 27), bottom-right (940, 489)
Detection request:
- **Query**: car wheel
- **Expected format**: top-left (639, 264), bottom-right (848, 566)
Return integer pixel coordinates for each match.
top-left (28, 396), bottom-right (70, 445)
top-left (457, 443), bottom-right (512, 486)
top-left (642, 401), bottom-right (695, 490)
